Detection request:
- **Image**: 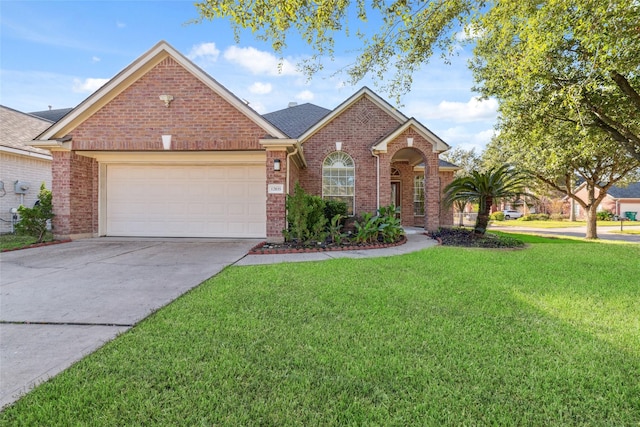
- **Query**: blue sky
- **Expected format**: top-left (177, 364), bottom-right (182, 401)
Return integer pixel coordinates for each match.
top-left (0, 0), bottom-right (497, 151)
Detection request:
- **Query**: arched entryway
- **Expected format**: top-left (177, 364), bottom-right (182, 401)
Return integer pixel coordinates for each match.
top-left (389, 147), bottom-right (428, 227)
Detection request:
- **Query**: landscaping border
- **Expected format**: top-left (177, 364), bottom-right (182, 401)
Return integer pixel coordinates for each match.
top-left (249, 235), bottom-right (408, 254)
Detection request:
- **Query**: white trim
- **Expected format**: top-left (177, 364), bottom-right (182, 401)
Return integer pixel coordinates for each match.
top-left (298, 87), bottom-right (407, 143)
top-left (0, 145), bottom-right (52, 161)
top-left (371, 118), bottom-right (450, 153)
top-left (76, 151), bottom-right (266, 164)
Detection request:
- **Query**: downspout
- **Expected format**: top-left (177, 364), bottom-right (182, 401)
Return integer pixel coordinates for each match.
top-left (286, 144), bottom-right (300, 195)
top-left (371, 148), bottom-right (380, 209)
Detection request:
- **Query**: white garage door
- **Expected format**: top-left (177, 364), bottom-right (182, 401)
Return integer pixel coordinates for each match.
top-left (106, 164), bottom-right (266, 237)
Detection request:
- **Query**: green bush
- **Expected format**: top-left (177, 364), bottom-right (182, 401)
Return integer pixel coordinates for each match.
top-left (550, 213), bottom-right (565, 221)
top-left (283, 183), bottom-right (327, 243)
top-left (519, 213), bottom-right (550, 221)
top-left (15, 183), bottom-right (54, 243)
top-left (490, 212), bottom-right (505, 221)
top-left (324, 200), bottom-right (348, 223)
top-left (596, 210), bottom-right (614, 221)
top-left (354, 205), bottom-right (403, 244)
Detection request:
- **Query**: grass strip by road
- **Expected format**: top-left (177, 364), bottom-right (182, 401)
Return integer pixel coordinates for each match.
top-left (2, 237), bottom-right (639, 425)
top-left (490, 219), bottom-right (640, 228)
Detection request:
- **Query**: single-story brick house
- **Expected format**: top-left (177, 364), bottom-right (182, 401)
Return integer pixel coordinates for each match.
top-left (570, 182), bottom-right (640, 220)
top-left (0, 105), bottom-right (54, 233)
top-left (31, 41), bottom-right (456, 242)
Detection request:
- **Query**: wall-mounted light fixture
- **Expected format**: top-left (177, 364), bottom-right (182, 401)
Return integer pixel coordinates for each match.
top-left (159, 94), bottom-right (174, 107)
top-left (273, 159), bottom-right (281, 171)
top-left (161, 134), bottom-right (172, 150)
top-left (335, 141), bottom-right (343, 151)
top-left (407, 137), bottom-right (414, 147)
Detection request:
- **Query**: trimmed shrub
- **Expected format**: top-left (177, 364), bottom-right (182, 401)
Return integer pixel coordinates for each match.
top-left (596, 210), bottom-right (614, 221)
top-left (15, 183), bottom-right (54, 243)
top-left (324, 200), bottom-right (348, 223)
top-left (518, 213), bottom-right (550, 221)
top-left (283, 183), bottom-right (327, 243)
top-left (490, 211), bottom-right (505, 221)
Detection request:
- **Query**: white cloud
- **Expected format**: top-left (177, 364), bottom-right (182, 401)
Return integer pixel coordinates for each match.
top-left (72, 77), bottom-right (108, 93)
top-left (410, 96), bottom-right (498, 123)
top-left (116, 21), bottom-right (126, 29)
top-left (187, 42), bottom-right (220, 64)
top-left (223, 46), bottom-right (299, 76)
top-left (91, 56), bottom-right (101, 63)
top-left (248, 82), bottom-right (272, 95)
top-left (295, 90), bottom-right (314, 101)
top-left (438, 126), bottom-right (496, 151)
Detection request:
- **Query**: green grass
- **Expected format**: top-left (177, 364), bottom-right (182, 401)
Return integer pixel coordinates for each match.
top-left (2, 241), bottom-right (639, 425)
top-left (0, 232), bottom-right (54, 251)
top-left (490, 219), bottom-right (640, 228)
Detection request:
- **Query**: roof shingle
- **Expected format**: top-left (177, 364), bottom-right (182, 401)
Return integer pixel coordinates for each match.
top-left (262, 103), bottom-right (331, 138)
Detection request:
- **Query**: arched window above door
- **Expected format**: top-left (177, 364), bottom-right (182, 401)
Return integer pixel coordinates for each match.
top-left (322, 152), bottom-right (355, 214)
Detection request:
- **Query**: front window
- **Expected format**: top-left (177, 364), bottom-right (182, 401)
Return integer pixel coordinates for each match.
top-left (322, 152), bottom-right (355, 214)
top-left (414, 175), bottom-right (425, 216)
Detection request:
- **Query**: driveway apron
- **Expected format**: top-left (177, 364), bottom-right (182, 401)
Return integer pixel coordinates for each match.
top-left (0, 237), bottom-right (260, 409)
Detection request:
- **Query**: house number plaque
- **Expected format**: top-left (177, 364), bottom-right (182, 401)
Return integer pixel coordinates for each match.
top-left (268, 184), bottom-right (284, 194)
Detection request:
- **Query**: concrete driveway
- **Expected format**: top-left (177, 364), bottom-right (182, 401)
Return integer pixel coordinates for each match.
top-left (0, 237), bottom-right (260, 409)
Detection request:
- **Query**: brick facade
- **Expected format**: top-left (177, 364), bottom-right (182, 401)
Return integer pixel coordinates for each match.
top-left (44, 42), bottom-right (454, 241)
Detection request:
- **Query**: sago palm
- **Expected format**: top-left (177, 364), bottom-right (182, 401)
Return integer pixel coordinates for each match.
top-left (443, 165), bottom-right (533, 235)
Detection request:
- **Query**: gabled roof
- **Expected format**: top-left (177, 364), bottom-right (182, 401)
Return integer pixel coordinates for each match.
top-left (30, 108), bottom-right (74, 123)
top-left (608, 182), bottom-right (640, 199)
top-left (298, 87), bottom-right (407, 142)
top-left (371, 118), bottom-right (450, 153)
top-left (33, 40), bottom-right (287, 145)
top-left (263, 103), bottom-right (331, 138)
top-left (438, 159), bottom-right (459, 170)
top-left (0, 105), bottom-right (53, 158)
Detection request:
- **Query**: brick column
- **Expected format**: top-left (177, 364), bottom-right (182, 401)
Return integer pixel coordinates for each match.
top-left (425, 177), bottom-right (440, 232)
top-left (265, 150), bottom-right (287, 243)
top-left (51, 150), bottom-right (72, 239)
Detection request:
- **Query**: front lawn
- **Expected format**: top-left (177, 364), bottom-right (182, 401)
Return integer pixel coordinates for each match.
top-left (0, 233), bottom-right (53, 251)
top-left (490, 219), bottom-right (636, 228)
top-left (2, 238), bottom-right (639, 425)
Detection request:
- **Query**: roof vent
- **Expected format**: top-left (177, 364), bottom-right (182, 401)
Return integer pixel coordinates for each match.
top-left (288, 102), bottom-right (298, 108)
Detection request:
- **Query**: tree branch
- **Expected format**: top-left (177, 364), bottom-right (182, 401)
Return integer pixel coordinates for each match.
top-left (610, 71), bottom-right (640, 113)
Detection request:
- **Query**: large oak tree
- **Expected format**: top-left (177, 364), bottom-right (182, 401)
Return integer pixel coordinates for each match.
top-left (194, 0), bottom-right (640, 160)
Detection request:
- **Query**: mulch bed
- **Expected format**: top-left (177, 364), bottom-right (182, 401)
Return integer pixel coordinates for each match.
top-left (249, 235), bottom-right (408, 254)
top-left (428, 228), bottom-right (525, 248)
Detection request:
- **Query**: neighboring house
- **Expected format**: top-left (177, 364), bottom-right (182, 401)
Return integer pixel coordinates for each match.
top-left (569, 182), bottom-right (640, 220)
top-left (0, 105), bottom-right (54, 233)
top-left (30, 41), bottom-right (456, 242)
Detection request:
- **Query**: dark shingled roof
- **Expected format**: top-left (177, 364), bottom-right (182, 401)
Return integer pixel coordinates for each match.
top-left (29, 108), bottom-right (74, 123)
top-left (438, 159), bottom-right (459, 168)
top-left (608, 182), bottom-right (640, 199)
top-left (263, 103), bottom-right (331, 138)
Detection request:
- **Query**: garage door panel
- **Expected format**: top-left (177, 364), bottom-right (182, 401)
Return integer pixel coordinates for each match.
top-left (106, 164), bottom-right (266, 238)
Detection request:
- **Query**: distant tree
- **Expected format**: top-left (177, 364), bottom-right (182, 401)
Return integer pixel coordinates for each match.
top-left (443, 165), bottom-right (532, 236)
top-left (483, 107), bottom-right (640, 239)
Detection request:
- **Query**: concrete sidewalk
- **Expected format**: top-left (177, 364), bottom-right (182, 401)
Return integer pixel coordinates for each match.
top-left (236, 228), bottom-right (438, 266)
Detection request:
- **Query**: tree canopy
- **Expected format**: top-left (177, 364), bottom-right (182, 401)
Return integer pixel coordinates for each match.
top-left (194, 0), bottom-right (640, 160)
